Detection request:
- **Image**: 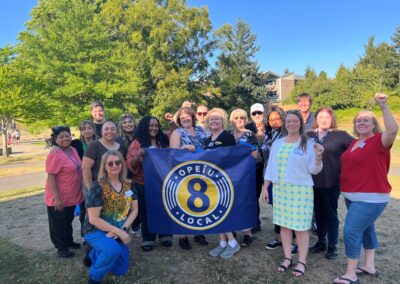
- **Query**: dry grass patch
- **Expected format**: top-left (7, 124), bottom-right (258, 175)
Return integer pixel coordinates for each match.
top-left (0, 164), bottom-right (44, 178)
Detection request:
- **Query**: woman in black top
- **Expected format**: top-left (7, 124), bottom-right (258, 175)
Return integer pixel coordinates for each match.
top-left (82, 120), bottom-right (126, 191)
top-left (205, 108), bottom-right (240, 259)
top-left (307, 107), bottom-right (354, 259)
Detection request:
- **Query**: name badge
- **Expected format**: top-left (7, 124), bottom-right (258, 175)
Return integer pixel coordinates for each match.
top-left (125, 190), bottom-right (133, 198)
top-left (293, 148), bottom-right (304, 155)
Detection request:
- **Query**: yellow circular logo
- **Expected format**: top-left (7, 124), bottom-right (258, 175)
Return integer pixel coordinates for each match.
top-left (162, 161), bottom-right (234, 230)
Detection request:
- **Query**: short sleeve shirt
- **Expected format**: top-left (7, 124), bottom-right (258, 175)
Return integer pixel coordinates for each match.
top-left (84, 140), bottom-right (125, 181)
top-left (205, 130), bottom-right (236, 149)
top-left (45, 147), bottom-right (83, 206)
top-left (83, 181), bottom-right (137, 235)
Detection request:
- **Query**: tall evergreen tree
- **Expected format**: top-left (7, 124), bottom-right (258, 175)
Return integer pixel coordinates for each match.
top-left (211, 19), bottom-right (265, 112)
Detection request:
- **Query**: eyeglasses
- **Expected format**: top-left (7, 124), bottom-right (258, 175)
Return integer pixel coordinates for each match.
top-left (251, 111), bottom-right (263, 116)
top-left (197, 112), bottom-right (208, 116)
top-left (107, 160), bottom-right (122, 167)
top-left (234, 117), bottom-right (246, 120)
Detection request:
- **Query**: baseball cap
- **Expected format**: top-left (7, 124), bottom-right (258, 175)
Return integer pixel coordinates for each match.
top-left (250, 103), bottom-right (264, 114)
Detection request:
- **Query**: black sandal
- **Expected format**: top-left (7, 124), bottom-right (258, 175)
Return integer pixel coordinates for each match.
top-left (277, 257), bottom-right (292, 272)
top-left (293, 261), bottom-right (306, 277)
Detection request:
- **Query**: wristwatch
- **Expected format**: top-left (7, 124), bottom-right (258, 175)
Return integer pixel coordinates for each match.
top-left (122, 226), bottom-right (130, 233)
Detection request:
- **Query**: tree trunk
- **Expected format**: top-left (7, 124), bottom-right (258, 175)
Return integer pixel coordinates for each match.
top-left (1, 128), bottom-right (8, 157)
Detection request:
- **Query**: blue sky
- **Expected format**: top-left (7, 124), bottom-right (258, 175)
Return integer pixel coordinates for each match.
top-left (1, 0), bottom-right (399, 77)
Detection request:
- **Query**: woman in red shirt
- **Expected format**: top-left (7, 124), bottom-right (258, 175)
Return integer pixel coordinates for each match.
top-left (333, 93), bottom-right (398, 284)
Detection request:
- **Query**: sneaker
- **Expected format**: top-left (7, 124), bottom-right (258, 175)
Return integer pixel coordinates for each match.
top-left (291, 244), bottom-right (298, 255)
top-left (251, 225), bottom-right (262, 234)
top-left (220, 243), bottom-right (240, 258)
top-left (58, 249), bottom-right (75, 258)
top-left (240, 235), bottom-right (253, 247)
top-left (68, 242), bottom-right (81, 249)
top-left (209, 245), bottom-right (226, 257)
top-left (265, 239), bottom-right (282, 250)
top-left (309, 241), bottom-right (327, 253)
top-left (194, 235), bottom-right (208, 246)
top-left (326, 245), bottom-right (338, 259)
top-left (178, 237), bottom-right (192, 250)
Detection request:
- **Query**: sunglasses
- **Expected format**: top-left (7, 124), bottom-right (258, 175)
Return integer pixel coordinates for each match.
top-left (251, 111), bottom-right (263, 116)
top-left (197, 112), bottom-right (208, 116)
top-left (107, 160), bottom-right (122, 167)
top-left (234, 117), bottom-right (246, 120)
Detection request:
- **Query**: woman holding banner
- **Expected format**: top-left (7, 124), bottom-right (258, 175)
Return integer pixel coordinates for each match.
top-left (170, 106), bottom-right (209, 250)
top-left (205, 108), bottom-right (240, 259)
top-left (230, 108), bottom-right (260, 247)
top-left (262, 110), bottom-right (324, 277)
top-left (126, 116), bottom-right (172, 252)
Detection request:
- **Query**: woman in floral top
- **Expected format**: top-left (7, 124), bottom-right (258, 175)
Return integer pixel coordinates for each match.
top-left (83, 150), bottom-right (138, 284)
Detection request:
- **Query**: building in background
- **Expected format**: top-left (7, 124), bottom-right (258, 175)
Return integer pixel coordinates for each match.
top-left (262, 71), bottom-right (304, 102)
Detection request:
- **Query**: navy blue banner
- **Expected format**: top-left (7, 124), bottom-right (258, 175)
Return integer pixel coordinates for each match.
top-left (143, 145), bottom-right (257, 234)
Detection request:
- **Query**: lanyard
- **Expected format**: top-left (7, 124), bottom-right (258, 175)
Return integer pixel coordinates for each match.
top-left (314, 130), bottom-right (330, 144)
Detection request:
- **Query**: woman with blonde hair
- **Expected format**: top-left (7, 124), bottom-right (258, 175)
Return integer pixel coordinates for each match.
top-left (205, 108), bottom-right (239, 258)
top-left (230, 108), bottom-right (261, 247)
top-left (333, 93), bottom-right (398, 284)
top-left (83, 150), bottom-right (138, 284)
top-left (117, 113), bottom-right (137, 150)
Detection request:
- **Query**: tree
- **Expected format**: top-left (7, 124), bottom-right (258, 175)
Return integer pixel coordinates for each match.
top-left (0, 46), bottom-right (49, 156)
top-left (17, 0), bottom-right (214, 125)
top-left (211, 19), bottom-right (265, 112)
top-left (358, 36), bottom-right (399, 89)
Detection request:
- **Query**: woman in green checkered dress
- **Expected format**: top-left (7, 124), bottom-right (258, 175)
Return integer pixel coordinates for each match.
top-left (262, 111), bottom-right (324, 277)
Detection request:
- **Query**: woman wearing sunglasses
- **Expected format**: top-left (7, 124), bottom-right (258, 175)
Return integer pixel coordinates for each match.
top-left (230, 108), bottom-right (261, 247)
top-left (83, 150), bottom-right (138, 284)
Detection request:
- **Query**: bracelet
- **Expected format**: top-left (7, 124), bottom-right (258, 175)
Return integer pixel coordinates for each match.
top-left (122, 226), bottom-right (130, 233)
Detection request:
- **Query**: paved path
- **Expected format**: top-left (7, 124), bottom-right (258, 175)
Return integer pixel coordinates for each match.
top-left (0, 143), bottom-right (48, 192)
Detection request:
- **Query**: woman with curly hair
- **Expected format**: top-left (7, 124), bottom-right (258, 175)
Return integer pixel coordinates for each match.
top-left (126, 116), bottom-right (171, 252)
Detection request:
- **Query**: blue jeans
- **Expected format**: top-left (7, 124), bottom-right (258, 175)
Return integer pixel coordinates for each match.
top-left (84, 231), bottom-right (129, 282)
top-left (343, 199), bottom-right (387, 259)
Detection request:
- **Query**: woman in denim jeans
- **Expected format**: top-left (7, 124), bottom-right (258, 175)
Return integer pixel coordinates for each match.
top-left (333, 93), bottom-right (398, 284)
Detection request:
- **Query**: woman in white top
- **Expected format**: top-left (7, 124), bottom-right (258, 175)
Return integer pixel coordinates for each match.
top-left (262, 110), bottom-right (324, 277)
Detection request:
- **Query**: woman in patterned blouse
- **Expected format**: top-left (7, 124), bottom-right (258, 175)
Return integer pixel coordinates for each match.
top-left (170, 106), bottom-right (209, 250)
top-left (230, 108), bottom-right (261, 247)
top-left (83, 150), bottom-right (138, 284)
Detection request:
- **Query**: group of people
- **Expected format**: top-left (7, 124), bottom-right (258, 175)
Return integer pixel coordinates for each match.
top-left (44, 93), bottom-right (398, 284)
